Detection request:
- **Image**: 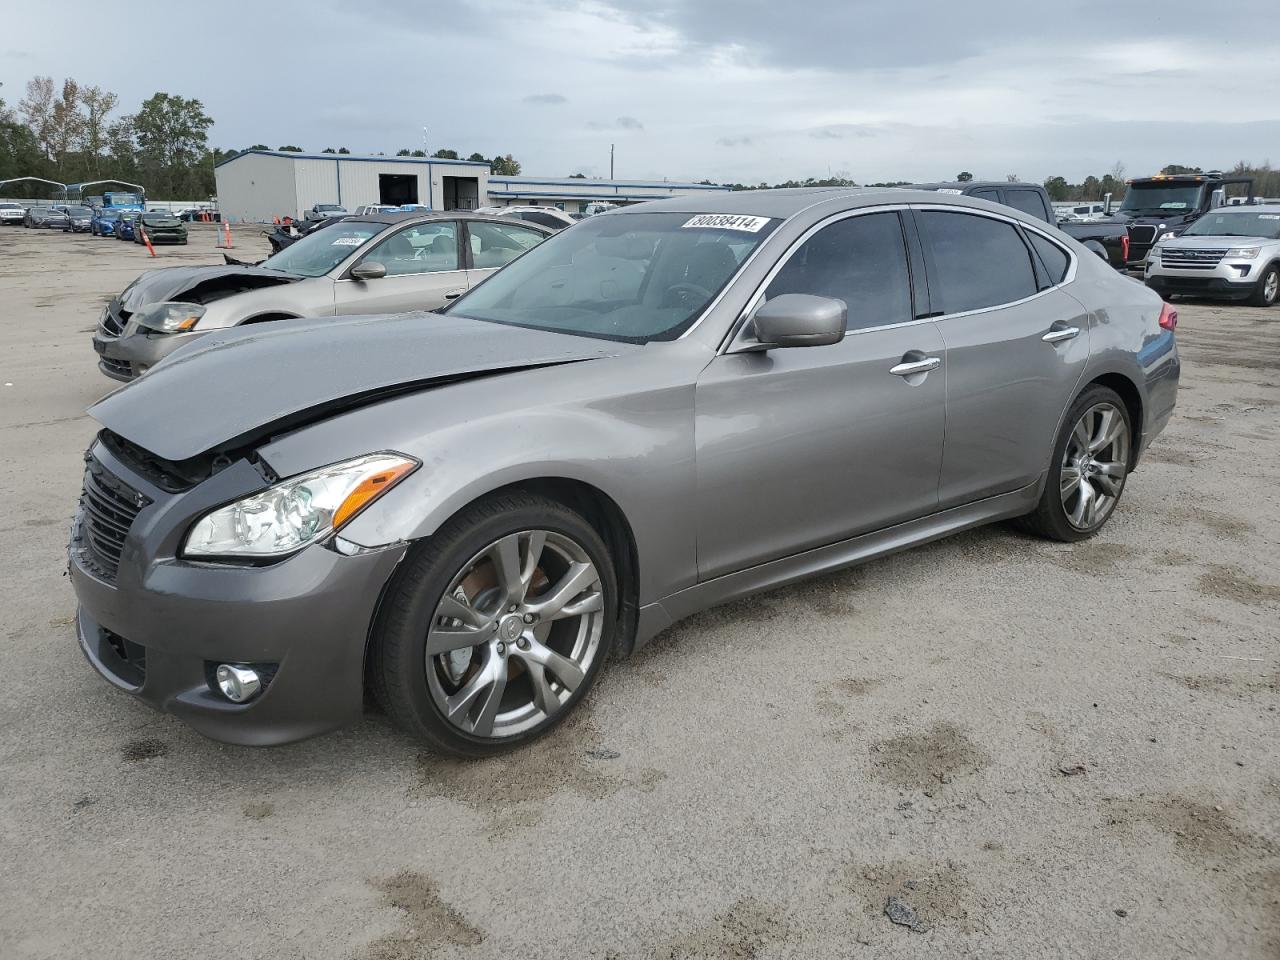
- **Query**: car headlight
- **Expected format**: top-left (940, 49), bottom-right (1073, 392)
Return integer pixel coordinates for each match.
top-left (1225, 246), bottom-right (1260, 259)
top-left (1158, 231), bottom-right (1177, 241)
top-left (183, 453), bottom-right (418, 558)
top-left (133, 301), bottom-right (207, 333)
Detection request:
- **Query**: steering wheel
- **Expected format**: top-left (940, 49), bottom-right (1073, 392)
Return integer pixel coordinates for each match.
top-left (662, 281), bottom-right (712, 308)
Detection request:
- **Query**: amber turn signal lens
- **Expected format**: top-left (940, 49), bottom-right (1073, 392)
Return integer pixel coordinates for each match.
top-left (332, 461), bottom-right (416, 529)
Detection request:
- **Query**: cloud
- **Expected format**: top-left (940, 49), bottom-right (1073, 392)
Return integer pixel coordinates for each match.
top-left (523, 93), bottom-right (567, 104)
top-left (588, 116), bottom-right (645, 131)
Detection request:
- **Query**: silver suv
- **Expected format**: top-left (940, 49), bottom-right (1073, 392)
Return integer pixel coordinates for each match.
top-left (1145, 204), bottom-right (1280, 307)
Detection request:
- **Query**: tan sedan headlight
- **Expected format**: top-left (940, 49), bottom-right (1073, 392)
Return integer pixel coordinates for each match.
top-left (133, 301), bottom-right (207, 333)
top-left (184, 454), bottom-right (417, 558)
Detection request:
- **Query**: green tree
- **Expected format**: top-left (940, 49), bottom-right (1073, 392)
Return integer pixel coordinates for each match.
top-left (337, 147), bottom-right (350, 154)
top-left (432, 148), bottom-right (458, 159)
top-left (277, 144), bottom-right (302, 152)
top-left (248, 143), bottom-right (270, 151)
top-left (569, 172), bottom-right (587, 178)
top-left (396, 148), bottom-right (411, 156)
top-left (956, 171), bottom-right (973, 182)
top-left (1043, 176), bottom-right (1070, 201)
top-left (19, 76), bottom-right (84, 169)
top-left (466, 152), bottom-right (487, 163)
top-left (321, 147), bottom-right (336, 153)
top-left (491, 153), bottom-right (521, 175)
top-left (77, 84), bottom-right (118, 178)
top-left (1161, 164), bottom-right (1202, 175)
top-left (133, 92), bottom-right (214, 197)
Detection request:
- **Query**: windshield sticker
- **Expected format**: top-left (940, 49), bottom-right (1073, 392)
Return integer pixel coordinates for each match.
top-left (682, 214), bottom-right (772, 233)
top-left (1159, 202), bottom-right (1188, 209)
top-left (332, 236), bottom-right (367, 246)
top-left (1260, 214), bottom-right (1280, 220)
top-left (937, 188), bottom-right (964, 195)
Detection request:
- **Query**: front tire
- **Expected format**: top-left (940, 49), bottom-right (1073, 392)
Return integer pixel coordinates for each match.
top-left (1020, 385), bottom-right (1132, 542)
top-left (1249, 263), bottom-right (1279, 307)
top-left (371, 492), bottom-right (618, 757)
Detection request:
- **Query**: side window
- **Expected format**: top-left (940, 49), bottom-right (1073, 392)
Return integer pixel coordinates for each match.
top-left (1006, 189), bottom-right (1050, 221)
top-left (365, 222), bottom-right (459, 275)
top-left (920, 211), bottom-right (1038, 313)
top-left (523, 211), bottom-right (564, 229)
top-left (970, 188), bottom-right (1000, 202)
top-left (1027, 232), bottom-right (1070, 284)
top-left (764, 212), bottom-right (912, 331)
top-left (469, 221), bottom-right (547, 269)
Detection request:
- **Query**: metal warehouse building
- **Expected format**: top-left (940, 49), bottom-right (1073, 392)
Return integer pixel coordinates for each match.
top-left (214, 150), bottom-right (490, 222)
top-left (214, 149), bottom-right (730, 222)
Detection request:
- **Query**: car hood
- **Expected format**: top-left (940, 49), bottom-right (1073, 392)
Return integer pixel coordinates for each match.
top-left (117, 265), bottom-right (302, 311)
top-left (90, 313), bottom-right (637, 461)
top-left (1163, 233), bottom-right (1277, 248)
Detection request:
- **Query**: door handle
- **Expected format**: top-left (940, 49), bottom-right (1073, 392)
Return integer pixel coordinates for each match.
top-left (889, 356), bottom-right (941, 377)
top-left (443, 289), bottom-right (465, 300)
top-left (1042, 326), bottom-right (1080, 344)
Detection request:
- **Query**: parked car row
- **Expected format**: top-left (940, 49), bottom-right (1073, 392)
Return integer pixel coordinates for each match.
top-left (8, 205), bottom-right (190, 245)
top-left (70, 187), bottom-right (1179, 755)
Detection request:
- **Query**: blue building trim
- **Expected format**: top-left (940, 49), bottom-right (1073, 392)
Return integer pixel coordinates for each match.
top-left (488, 177), bottom-right (728, 191)
top-left (488, 189), bottom-right (706, 202)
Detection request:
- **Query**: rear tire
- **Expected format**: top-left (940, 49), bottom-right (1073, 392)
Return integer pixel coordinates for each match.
top-left (1248, 263), bottom-right (1279, 307)
top-left (1019, 385), bottom-right (1132, 542)
top-left (371, 492), bottom-right (618, 757)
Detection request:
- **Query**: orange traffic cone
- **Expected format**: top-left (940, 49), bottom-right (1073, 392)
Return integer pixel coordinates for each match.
top-left (141, 226), bottom-right (157, 258)
top-left (216, 219), bottom-right (234, 249)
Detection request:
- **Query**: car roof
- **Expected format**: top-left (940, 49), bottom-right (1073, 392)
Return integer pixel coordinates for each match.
top-left (343, 211), bottom-right (557, 230)
top-left (600, 186), bottom-right (993, 219)
top-left (1208, 203), bottom-right (1280, 214)
top-left (912, 181), bottom-right (1032, 191)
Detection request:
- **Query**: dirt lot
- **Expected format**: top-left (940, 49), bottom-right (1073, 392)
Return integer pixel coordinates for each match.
top-left (1, 222), bottom-right (1277, 959)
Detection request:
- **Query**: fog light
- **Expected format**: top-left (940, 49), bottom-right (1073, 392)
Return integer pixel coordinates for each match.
top-left (215, 664), bottom-right (262, 703)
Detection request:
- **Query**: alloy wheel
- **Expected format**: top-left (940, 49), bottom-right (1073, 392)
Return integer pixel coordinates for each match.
top-left (1060, 401), bottom-right (1129, 531)
top-left (1265, 270), bottom-right (1279, 305)
top-left (424, 529), bottom-right (605, 739)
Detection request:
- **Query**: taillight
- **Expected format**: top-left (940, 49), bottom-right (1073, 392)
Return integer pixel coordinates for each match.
top-left (1121, 233), bottom-right (1130, 263)
top-left (1158, 302), bottom-right (1177, 331)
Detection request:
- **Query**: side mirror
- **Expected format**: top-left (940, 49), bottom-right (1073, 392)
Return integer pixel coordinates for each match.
top-left (350, 260), bottom-right (386, 281)
top-left (752, 294), bottom-right (846, 349)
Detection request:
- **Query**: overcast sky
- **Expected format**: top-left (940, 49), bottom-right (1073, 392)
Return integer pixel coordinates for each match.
top-left (4, 0), bottom-right (1278, 185)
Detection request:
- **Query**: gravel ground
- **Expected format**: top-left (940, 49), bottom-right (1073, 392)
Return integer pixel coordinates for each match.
top-left (1, 224), bottom-right (1277, 959)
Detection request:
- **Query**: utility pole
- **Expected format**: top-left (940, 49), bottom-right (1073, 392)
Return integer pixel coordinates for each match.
top-left (610, 143), bottom-right (614, 180)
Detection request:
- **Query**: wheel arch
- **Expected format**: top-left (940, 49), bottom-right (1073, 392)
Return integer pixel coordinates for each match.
top-left (1083, 372), bottom-right (1144, 468)
top-left (240, 312), bottom-right (300, 325)
top-left (361, 475), bottom-right (643, 689)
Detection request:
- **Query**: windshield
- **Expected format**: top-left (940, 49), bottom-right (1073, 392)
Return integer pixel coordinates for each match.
top-left (445, 211), bottom-right (777, 343)
top-left (1183, 211), bottom-right (1280, 240)
top-left (314, 204), bottom-right (342, 212)
top-left (0, 203), bottom-right (21, 209)
top-left (261, 220), bottom-right (382, 277)
top-left (1119, 183), bottom-right (1204, 215)
top-left (142, 213), bottom-right (179, 224)
top-left (67, 206), bottom-right (93, 216)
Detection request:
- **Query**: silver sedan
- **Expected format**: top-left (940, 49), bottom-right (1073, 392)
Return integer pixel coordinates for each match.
top-left (72, 188), bottom-right (1179, 756)
top-left (91, 212), bottom-right (552, 380)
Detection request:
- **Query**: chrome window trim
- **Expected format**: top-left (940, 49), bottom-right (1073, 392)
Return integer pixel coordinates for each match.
top-left (722, 203), bottom-right (1081, 352)
top-left (721, 203), bottom-right (914, 353)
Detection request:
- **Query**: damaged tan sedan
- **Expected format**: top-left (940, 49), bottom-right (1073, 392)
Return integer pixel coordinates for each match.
top-left (91, 211), bottom-right (551, 381)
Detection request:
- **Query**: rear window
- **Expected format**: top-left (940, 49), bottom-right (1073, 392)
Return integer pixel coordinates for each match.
top-left (920, 211), bottom-right (1039, 314)
top-left (1005, 190), bottom-right (1048, 220)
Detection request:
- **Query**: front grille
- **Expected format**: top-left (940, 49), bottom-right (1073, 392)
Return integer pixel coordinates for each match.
top-left (98, 302), bottom-right (128, 337)
top-left (99, 356), bottom-right (133, 378)
top-left (77, 458), bottom-right (149, 582)
top-left (1159, 248), bottom-right (1228, 269)
top-left (1128, 225), bottom-right (1158, 245)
